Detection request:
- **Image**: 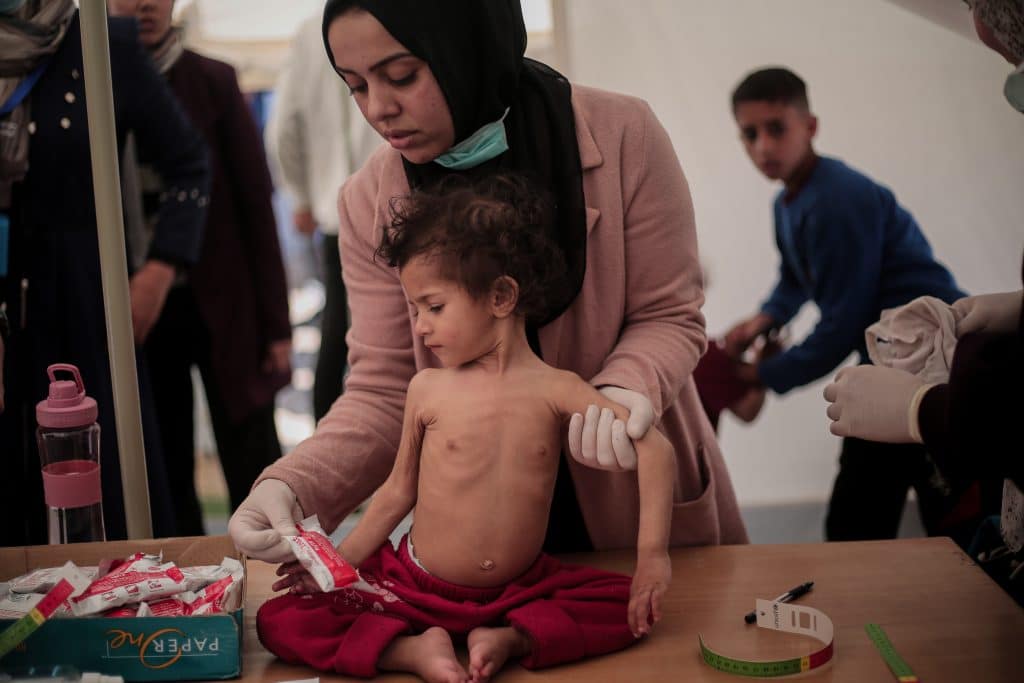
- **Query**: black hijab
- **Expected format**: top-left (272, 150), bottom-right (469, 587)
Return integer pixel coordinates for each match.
top-left (322, 0), bottom-right (586, 327)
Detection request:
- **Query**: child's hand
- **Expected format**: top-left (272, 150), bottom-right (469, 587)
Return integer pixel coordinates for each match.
top-left (629, 551), bottom-right (671, 637)
top-left (271, 560), bottom-right (321, 595)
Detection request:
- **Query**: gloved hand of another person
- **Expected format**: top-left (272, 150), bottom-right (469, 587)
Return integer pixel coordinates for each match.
top-left (228, 479), bottom-right (304, 562)
top-left (823, 365), bottom-right (934, 443)
top-left (567, 387), bottom-right (654, 471)
top-left (952, 290), bottom-right (1023, 336)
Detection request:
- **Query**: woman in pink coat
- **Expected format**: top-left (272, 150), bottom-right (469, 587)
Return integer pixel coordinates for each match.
top-left (229, 0), bottom-right (747, 562)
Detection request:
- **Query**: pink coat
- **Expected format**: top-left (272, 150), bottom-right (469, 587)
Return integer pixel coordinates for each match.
top-left (259, 85), bottom-right (748, 549)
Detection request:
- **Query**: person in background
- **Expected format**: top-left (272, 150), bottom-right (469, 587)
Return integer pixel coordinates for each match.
top-left (723, 67), bottom-right (967, 542)
top-left (825, 0), bottom-right (1023, 605)
top-left (265, 12), bottom-right (380, 423)
top-left (108, 0), bottom-right (291, 535)
top-left (0, 0), bottom-right (208, 544)
top-left (228, 0), bottom-right (748, 566)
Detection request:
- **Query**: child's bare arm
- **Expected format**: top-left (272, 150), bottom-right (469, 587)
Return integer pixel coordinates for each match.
top-left (630, 426), bottom-right (674, 636)
top-left (336, 371), bottom-right (431, 567)
top-left (554, 373), bottom-right (674, 636)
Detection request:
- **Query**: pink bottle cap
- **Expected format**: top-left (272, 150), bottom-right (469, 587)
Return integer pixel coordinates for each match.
top-left (36, 364), bottom-right (98, 429)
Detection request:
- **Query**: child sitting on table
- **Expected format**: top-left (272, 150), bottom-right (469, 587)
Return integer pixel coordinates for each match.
top-left (256, 174), bottom-right (675, 683)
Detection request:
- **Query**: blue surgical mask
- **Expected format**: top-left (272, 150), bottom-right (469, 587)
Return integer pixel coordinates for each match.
top-left (0, 0), bottom-right (26, 15)
top-left (1005, 63), bottom-right (1024, 113)
top-left (434, 108), bottom-right (510, 170)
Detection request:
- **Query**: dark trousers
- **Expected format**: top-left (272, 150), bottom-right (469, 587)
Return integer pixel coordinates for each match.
top-left (825, 436), bottom-right (978, 543)
top-left (313, 234), bottom-right (348, 422)
top-left (146, 288), bottom-right (282, 536)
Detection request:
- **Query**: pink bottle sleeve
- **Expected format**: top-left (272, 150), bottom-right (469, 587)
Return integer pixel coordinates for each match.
top-left (42, 460), bottom-right (102, 509)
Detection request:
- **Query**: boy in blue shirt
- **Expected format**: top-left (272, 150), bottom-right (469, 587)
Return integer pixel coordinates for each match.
top-left (724, 67), bottom-right (966, 542)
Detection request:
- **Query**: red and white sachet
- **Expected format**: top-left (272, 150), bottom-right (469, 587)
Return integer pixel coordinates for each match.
top-left (189, 557), bottom-right (244, 614)
top-left (2, 562), bottom-right (92, 618)
top-left (103, 604), bottom-right (142, 618)
top-left (71, 553), bottom-right (186, 616)
top-left (180, 558), bottom-right (236, 593)
top-left (9, 565), bottom-right (99, 594)
top-left (0, 591), bottom-right (47, 619)
top-left (284, 515), bottom-right (358, 592)
top-left (140, 557), bottom-right (244, 617)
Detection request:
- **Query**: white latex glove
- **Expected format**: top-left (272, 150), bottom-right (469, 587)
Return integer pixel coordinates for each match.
top-left (567, 387), bottom-right (654, 471)
top-left (823, 366), bottom-right (934, 443)
top-left (952, 290), bottom-right (1023, 337)
top-left (227, 479), bottom-right (303, 562)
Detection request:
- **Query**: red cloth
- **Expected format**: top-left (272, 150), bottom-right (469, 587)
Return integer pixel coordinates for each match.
top-left (257, 536), bottom-right (636, 677)
top-left (692, 341), bottom-right (755, 430)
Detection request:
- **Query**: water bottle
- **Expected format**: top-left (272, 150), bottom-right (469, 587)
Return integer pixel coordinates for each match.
top-left (35, 364), bottom-right (106, 545)
top-left (0, 665), bottom-right (122, 682)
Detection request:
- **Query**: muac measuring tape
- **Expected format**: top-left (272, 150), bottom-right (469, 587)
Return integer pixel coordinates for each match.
top-left (865, 623), bottom-right (920, 683)
top-left (700, 600), bottom-right (921, 681)
top-left (700, 599), bottom-right (834, 676)
top-left (0, 578), bottom-right (76, 659)
top-left (0, 563), bottom-right (92, 660)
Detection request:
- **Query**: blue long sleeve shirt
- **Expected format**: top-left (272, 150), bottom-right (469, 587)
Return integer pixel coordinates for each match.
top-left (758, 156), bottom-right (965, 394)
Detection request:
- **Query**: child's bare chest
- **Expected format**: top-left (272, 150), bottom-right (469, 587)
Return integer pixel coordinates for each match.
top-left (420, 393), bottom-right (562, 475)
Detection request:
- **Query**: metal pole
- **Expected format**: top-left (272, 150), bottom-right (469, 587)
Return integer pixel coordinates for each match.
top-left (78, 0), bottom-right (153, 539)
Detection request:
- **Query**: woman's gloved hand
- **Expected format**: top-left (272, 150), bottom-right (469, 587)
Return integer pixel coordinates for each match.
top-left (952, 290), bottom-right (1023, 336)
top-left (823, 365), bottom-right (934, 443)
top-left (567, 387), bottom-right (654, 471)
top-left (227, 479), bottom-right (303, 562)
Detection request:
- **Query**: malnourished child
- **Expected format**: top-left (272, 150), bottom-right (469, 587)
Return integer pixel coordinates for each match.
top-left (257, 174), bottom-right (674, 683)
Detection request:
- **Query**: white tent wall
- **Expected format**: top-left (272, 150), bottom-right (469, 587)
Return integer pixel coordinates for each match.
top-left (561, 0), bottom-right (1024, 506)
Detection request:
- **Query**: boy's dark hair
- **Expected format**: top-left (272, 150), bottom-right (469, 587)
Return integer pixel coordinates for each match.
top-left (377, 173), bottom-right (568, 323)
top-left (731, 67), bottom-right (809, 113)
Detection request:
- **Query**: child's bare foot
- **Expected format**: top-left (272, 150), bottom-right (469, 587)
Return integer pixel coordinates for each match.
top-left (467, 626), bottom-right (531, 683)
top-left (379, 627), bottom-right (469, 683)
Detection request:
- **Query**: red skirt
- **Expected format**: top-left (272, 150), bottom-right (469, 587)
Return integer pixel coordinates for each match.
top-left (257, 535), bottom-right (636, 677)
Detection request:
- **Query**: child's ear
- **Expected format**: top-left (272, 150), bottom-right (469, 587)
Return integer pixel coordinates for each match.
top-left (490, 276), bottom-right (519, 318)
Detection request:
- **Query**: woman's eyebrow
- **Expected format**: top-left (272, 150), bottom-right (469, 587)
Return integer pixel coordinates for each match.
top-left (337, 51), bottom-right (417, 75)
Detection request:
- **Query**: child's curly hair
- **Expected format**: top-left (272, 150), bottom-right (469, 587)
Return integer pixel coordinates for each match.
top-left (376, 173), bottom-right (569, 323)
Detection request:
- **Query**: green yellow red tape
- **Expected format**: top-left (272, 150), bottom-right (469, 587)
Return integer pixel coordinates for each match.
top-left (0, 578), bottom-right (75, 659)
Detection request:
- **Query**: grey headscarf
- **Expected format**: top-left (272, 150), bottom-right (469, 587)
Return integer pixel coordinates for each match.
top-left (0, 0), bottom-right (77, 208)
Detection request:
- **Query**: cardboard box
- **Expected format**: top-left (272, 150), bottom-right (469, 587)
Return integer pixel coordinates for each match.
top-left (0, 535), bottom-right (243, 681)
